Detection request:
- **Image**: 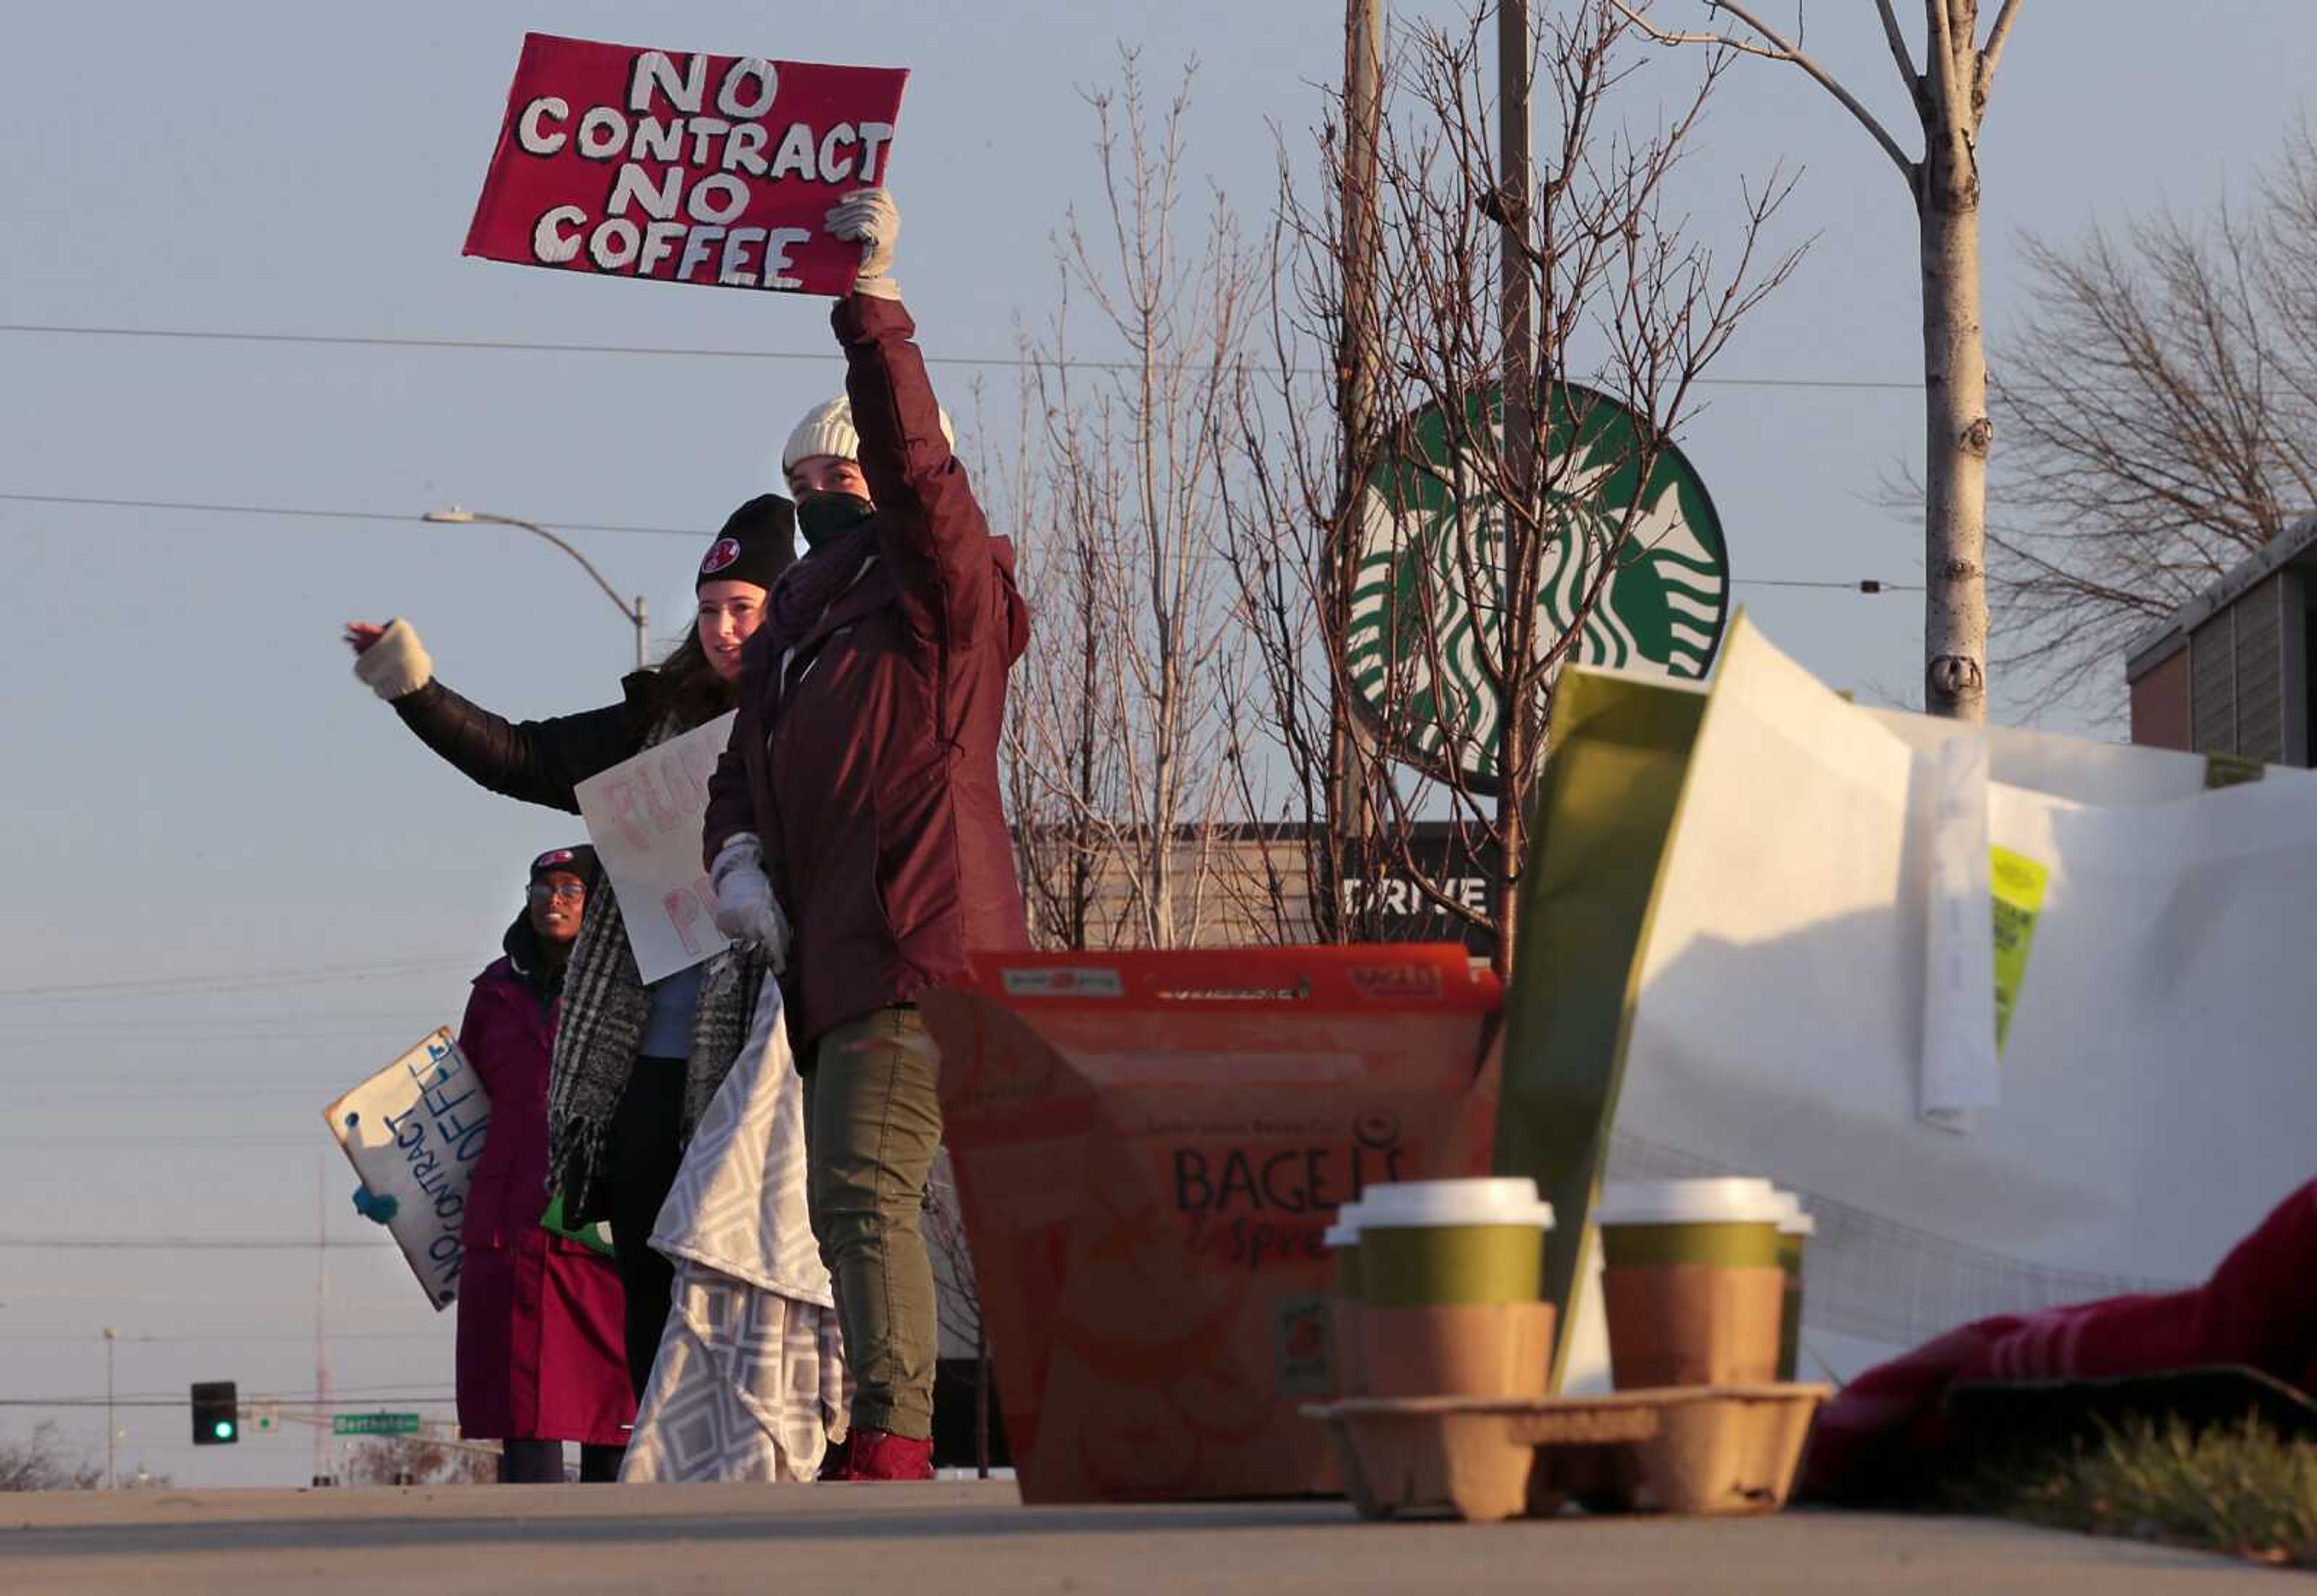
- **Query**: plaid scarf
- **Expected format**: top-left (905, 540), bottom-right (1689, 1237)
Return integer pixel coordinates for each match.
top-left (546, 712), bottom-right (768, 1223)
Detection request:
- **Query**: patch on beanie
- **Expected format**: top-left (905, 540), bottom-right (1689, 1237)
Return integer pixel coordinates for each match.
top-left (700, 536), bottom-right (743, 576)
top-left (533, 848), bottom-right (577, 871)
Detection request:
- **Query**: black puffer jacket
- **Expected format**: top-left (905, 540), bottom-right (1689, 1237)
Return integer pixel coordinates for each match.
top-left (390, 674), bottom-right (662, 813)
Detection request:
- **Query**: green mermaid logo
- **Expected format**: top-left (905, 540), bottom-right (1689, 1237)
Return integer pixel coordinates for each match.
top-left (1344, 382), bottom-right (1728, 784)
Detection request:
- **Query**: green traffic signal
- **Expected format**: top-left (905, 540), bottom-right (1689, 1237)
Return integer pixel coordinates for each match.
top-left (191, 1381), bottom-right (240, 1446)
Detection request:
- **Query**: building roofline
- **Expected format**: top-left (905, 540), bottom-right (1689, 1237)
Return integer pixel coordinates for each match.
top-left (2125, 512), bottom-right (2317, 678)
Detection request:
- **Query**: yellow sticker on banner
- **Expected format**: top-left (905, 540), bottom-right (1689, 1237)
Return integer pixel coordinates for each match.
top-left (1991, 847), bottom-right (2051, 1055)
top-left (2204, 752), bottom-right (2266, 790)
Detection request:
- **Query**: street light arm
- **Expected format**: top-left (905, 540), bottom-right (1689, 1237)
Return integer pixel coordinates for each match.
top-left (459, 512), bottom-right (641, 626)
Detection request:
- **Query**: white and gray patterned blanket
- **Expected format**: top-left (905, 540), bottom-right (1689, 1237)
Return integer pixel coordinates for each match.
top-left (621, 978), bottom-right (845, 1482)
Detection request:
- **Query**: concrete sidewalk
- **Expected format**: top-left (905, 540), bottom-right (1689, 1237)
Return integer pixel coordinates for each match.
top-left (0, 1480), bottom-right (2270, 1594)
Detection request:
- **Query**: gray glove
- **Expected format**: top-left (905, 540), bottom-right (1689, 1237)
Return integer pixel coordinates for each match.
top-left (711, 835), bottom-right (791, 971)
top-left (827, 188), bottom-right (901, 300)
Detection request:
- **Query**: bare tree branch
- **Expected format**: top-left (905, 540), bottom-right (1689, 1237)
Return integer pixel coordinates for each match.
top-left (1615, 0), bottom-right (1917, 180)
top-left (1875, 0), bottom-right (1922, 98)
top-left (1922, 0), bottom-right (1965, 122)
top-left (1975, 0), bottom-right (2027, 112)
top-left (1968, 135), bottom-right (2317, 722)
top-left (1218, 0), bottom-right (1794, 968)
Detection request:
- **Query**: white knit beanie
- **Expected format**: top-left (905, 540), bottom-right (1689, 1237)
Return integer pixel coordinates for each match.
top-left (780, 395), bottom-right (956, 473)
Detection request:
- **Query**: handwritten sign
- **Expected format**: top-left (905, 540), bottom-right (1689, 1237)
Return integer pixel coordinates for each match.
top-left (462, 33), bottom-right (908, 297)
top-left (323, 1029), bottom-right (492, 1311)
top-left (576, 711), bottom-right (738, 984)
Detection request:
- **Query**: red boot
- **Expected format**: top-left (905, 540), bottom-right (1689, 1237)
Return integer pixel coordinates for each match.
top-left (834, 1428), bottom-right (934, 1481)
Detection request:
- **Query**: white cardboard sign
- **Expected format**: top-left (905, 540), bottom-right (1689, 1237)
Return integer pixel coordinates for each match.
top-left (323, 1028), bottom-right (492, 1311)
top-left (574, 711), bottom-right (738, 984)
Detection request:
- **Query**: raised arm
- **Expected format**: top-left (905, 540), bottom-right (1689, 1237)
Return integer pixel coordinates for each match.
top-left (836, 293), bottom-right (997, 644)
top-left (349, 618), bottom-right (641, 814)
top-left (821, 188), bottom-right (997, 646)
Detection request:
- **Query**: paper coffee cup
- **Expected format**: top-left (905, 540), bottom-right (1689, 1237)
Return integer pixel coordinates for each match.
top-left (1596, 1178), bottom-right (1786, 1389)
top-left (1349, 1179), bottom-right (1556, 1400)
top-left (1771, 1191), bottom-right (1815, 1383)
top-left (1355, 1178), bottom-right (1556, 1308)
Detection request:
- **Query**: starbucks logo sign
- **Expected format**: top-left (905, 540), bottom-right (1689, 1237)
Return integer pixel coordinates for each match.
top-left (1343, 381), bottom-right (1727, 786)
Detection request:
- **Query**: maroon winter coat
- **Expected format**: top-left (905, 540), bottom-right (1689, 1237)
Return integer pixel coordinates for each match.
top-left (453, 924), bottom-right (634, 1446)
top-left (705, 293), bottom-right (1030, 1048)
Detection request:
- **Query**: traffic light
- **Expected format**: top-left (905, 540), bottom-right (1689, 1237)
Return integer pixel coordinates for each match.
top-left (191, 1381), bottom-right (239, 1445)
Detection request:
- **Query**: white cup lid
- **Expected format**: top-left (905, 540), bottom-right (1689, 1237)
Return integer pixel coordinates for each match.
top-left (1771, 1189), bottom-right (1817, 1238)
top-left (1352, 1177), bottom-right (1555, 1232)
top-left (1595, 1177), bottom-right (1785, 1227)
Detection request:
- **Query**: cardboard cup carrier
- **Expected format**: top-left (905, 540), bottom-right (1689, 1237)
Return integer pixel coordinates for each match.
top-left (1596, 1178), bottom-right (1786, 1389)
top-left (1335, 1178), bottom-right (1554, 1399)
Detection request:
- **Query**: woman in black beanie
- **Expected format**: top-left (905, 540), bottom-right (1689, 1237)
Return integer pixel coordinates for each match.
top-left (343, 494), bottom-right (797, 1397)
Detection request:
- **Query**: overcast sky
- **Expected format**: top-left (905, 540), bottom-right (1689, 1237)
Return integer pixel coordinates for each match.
top-left (4, 1), bottom-right (2312, 1485)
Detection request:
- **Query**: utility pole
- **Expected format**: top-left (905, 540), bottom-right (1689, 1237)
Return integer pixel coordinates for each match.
top-left (103, 1327), bottom-right (116, 1490)
top-left (314, 1157), bottom-right (334, 1487)
top-left (1330, 0), bottom-right (1385, 933)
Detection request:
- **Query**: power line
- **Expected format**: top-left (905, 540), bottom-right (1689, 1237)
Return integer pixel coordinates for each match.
top-left (0, 1236), bottom-right (395, 1251)
top-left (0, 1136), bottom-right (322, 1148)
top-left (0, 956), bottom-right (470, 1001)
top-left (3, 489), bottom-right (1916, 593)
top-left (0, 1028), bottom-right (440, 1052)
top-left (0, 1331), bottom-right (442, 1345)
top-left (0, 319), bottom-right (1927, 392)
top-left (1749, 576), bottom-right (1921, 593)
top-left (0, 489), bottom-right (696, 541)
top-left (2, 1392), bottom-right (454, 1408)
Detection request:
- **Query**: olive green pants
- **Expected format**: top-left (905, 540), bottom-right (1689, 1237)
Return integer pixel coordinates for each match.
top-left (803, 1005), bottom-right (942, 1441)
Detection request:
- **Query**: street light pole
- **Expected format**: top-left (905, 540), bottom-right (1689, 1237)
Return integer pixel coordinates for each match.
top-left (103, 1326), bottom-right (115, 1490)
top-left (422, 506), bottom-right (651, 671)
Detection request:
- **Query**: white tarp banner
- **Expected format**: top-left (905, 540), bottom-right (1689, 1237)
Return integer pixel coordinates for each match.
top-left (1563, 620), bottom-right (2317, 1384)
top-left (574, 710), bottom-right (737, 985)
top-left (322, 1028), bottom-right (491, 1311)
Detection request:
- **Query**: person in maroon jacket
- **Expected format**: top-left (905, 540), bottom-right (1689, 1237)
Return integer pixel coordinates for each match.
top-left (454, 845), bottom-right (637, 1482)
top-left (358, 847), bottom-right (637, 1481)
top-left (704, 186), bottom-right (1030, 1481)
top-left (345, 498), bottom-right (796, 1402)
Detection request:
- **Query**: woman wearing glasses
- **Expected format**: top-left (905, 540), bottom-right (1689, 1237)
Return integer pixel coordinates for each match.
top-left (344, 496), bottom-right (796, 1398)
top-left (458, 846), bottom-right (634, 1481)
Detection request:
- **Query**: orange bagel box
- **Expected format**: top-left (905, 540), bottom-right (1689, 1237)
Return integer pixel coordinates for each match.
top-left (921, 946), bottom-right (1501, 1503)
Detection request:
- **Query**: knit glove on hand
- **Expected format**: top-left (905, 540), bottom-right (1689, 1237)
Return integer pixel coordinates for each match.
top-left (711, 834), bottom-right (791, 971)
top-left (827, 188), bottom-right (901, 300)
top-left (352, 618), bottom-right (434, 701)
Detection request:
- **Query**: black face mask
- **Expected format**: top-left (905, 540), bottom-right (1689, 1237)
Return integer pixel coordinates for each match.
top-left (796, 492), bottom-right (874, 550)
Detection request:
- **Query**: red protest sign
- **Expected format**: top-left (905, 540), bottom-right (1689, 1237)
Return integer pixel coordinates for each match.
top-left (462, 34), bottom-right (907, 297)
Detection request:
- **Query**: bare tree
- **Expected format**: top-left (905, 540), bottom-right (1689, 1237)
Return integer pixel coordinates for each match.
top-left (1984, 121), bottom-right (2317, 713)
top-left (1227, 0), bottom-right (1796, 971)
top-left (343, 1431), bottom-right (499, 1486)
top-left (0, 1423), bottom-right (104, 1492)
top-left (1624, 0), bottom-right (2028, 723)
top-left (1003, 52), bottom-right (1259, 949)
